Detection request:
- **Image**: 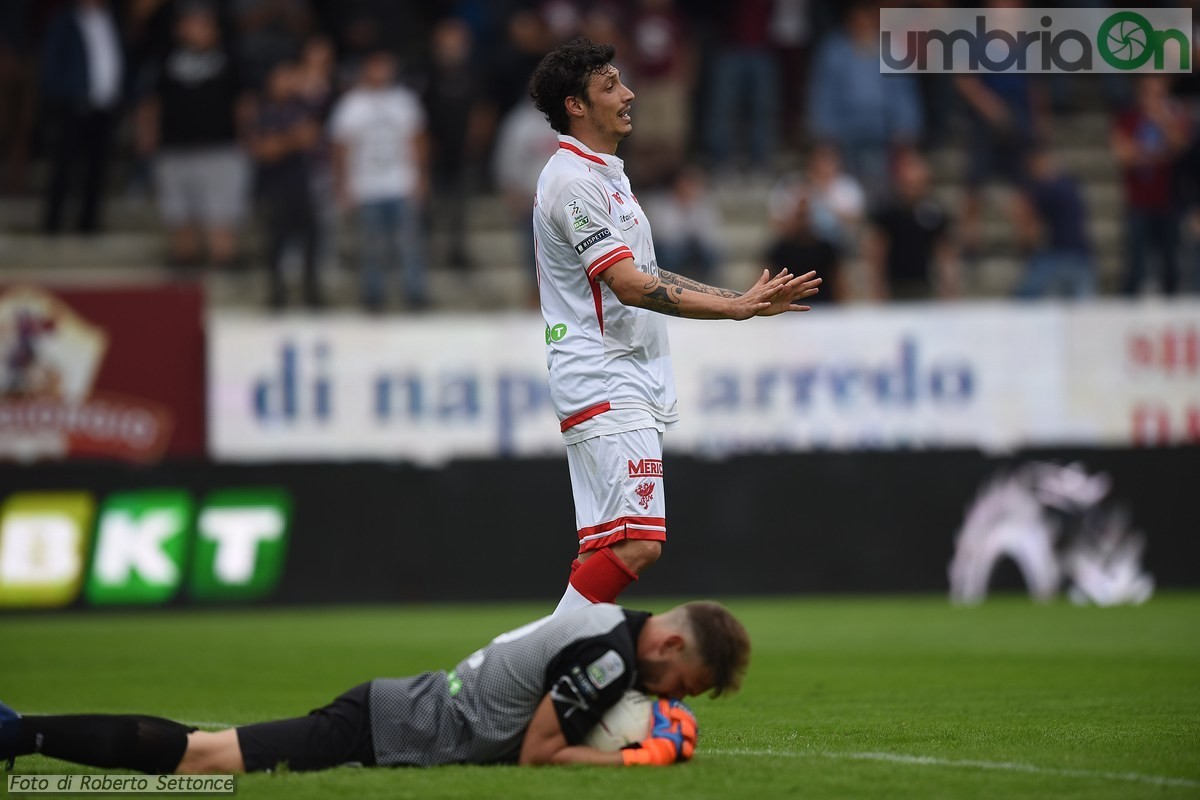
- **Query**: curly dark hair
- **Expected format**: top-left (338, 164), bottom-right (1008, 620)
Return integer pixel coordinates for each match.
top-left (528, 38), bottom-right (616, 135)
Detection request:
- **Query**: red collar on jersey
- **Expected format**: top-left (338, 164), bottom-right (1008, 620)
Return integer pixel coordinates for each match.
top-left (559, 141), bottom-right (607, 166)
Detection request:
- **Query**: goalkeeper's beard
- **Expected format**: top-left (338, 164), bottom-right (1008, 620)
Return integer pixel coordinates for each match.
top-left (636, 657), bottom-right (670, 695)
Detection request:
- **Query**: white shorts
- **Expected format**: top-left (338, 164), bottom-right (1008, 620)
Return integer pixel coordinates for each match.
top-left (566, 427), bottom-right (667, 555)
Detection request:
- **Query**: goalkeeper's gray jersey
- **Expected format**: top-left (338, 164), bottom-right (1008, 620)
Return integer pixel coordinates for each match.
top-left (368, 603), bottom-right (645, 766)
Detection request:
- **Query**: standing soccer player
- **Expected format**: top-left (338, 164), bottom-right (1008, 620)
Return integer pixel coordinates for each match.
top-left (529, 40), bottom-right (821, 616)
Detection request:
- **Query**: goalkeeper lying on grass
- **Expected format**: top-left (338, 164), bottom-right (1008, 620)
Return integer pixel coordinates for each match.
top-left (0, 602), bottom-right (748, 773)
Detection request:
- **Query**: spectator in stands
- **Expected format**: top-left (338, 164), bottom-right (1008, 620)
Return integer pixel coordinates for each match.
top-left (423, 17), bottom-right (488, 272)
top-left (644, 165), bottom-right (723, 282)
top-left (624, 0), bottom-right (692, 187)
top-left (706, 0), bottom-right (779, 179)
top-left (1168, 0), bottom-right (1200, 103)
top-left (764, 184), bottom-right (842, 303)
top-left (137, 2), bottom-right (251, 270)
top-left (911, 0), bottom-right (955, 151)
top-left (807, 0), bottom-right (922, 201)
top-left (770, 0), bottom-right (815, 152)
top-left (492, 97), bottom-right (559, 306)
top-left (486, 10), bottom-right (549, 124)
top-left (540, 0), bottom-right (586, 42)
top-left (330, 0), bottom-right (436, 68)
top-left (1012, 144), bottom-right (1095, 299)
top-left (0, 0), bottom-right (36, 196)
top-left (330, 50), bottom-right (430, 311)
top-left (954, 2), bottom-right (1050, 260)
top-left (295, 34), bottom-right (338, 280)
top-left (1181, 124), bottom-right (1200, 293)
top-left (295, 33), bottom-right (335, 117)
top-left (864, 151), bottom-right (960, 301)
top-left (579, 4), bottom-right (629, 57)
top-left (802, 143), bottom-right (865, 255)
top-left (39, 0), bottom-right (125, 235)
top-left (1112, 74), bottom-right (1191, 296)
top-left (249, 59), bottom-right (322, 309)
top-left (232, 0), bottom-right (312, 91)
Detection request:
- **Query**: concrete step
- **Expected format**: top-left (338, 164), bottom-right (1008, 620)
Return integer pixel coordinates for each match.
top-left (929, 143), bottom-right (1119, 183)
top-left (0, 230), bottom-right (165, 269)
top-left (931, 181), bottom-right (1123, 218)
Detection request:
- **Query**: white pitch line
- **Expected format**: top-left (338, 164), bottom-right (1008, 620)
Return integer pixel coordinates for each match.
top-left (705, 747), bottom-right (1200, 790)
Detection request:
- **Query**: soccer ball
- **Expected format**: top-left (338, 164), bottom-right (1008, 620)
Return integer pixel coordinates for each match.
top-left (583, 690), bottom-right (654, 752)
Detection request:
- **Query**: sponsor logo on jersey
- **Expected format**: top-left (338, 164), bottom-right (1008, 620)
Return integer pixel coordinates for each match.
top-left (574, 228), bottom-right (612, 255)
top-left (627, 458), bottom-right (663, 477)
top-left (635, 481), bottom-right (656, 509)
top-left (573, 665), bottom-right (599, 699)
top-left (545, 323), bottom-right (568, 344)
top-left (586, 649), bottom-right (626, 689)
top-left (551, 673), bottom-right (592, 717)
top-left (564, 197), bottom-right (589, 231)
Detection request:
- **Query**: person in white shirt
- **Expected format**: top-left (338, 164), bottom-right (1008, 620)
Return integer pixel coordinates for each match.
top-left (529, 39), bottom-right (822, 616)
top-left (493, 99), bottom-right (560, 305)
top-left (644, 164), bottom-right (724, 282)
top-left (330, 51), bottom-right (429, 311)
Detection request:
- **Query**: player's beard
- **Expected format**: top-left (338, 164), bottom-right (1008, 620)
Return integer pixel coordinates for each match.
top-left (585, 104), bottom-right (632, 145)
top-left (635, 656), bottom-right (669, 694)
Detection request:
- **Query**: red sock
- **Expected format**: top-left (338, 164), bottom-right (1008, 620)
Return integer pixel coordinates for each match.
top-left (569, 547), bottom-right (638, 603)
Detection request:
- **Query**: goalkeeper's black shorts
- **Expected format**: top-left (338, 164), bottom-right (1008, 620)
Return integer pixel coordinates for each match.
top-left (236, 681), bottom-right (376, 772)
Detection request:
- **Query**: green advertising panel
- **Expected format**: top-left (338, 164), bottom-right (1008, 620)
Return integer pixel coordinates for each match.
top-left (85, 490), bottom-right (192, 605)
top-left (0, 493), bottom-right (94, 608)
top-left (189, 488), bottom-right (291, 601)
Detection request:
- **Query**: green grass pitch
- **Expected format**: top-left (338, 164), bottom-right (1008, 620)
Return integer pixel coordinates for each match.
top-left (3, 594), bottom-right (1198, 799)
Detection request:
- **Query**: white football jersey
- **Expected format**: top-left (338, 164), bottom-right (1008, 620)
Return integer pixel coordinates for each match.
top-left (533, 135), bottom-right (679, 442)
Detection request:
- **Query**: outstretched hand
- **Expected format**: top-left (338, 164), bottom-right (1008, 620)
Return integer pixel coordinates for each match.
top-left (736, 268), bottom-right (821, 318)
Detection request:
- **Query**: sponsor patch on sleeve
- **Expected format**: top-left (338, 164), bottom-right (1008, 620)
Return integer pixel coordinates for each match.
top-left (574, 228), bottom-right (612, 255)
top-left (586, 649), bottom-right (626, 689)
top-left (564, 197), bottom-right (590, 231)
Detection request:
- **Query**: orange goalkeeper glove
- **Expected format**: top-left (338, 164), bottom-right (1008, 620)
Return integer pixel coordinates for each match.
top-left (621, 699), bottom-right (698, 766)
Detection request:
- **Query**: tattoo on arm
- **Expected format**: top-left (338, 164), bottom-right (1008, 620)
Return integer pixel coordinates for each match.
top-left (603, 269), bottom-right (725, 317)
top-left (640, 278), bottom-right (683, 316)
top-left (658, 270), bottom-right (741, 299)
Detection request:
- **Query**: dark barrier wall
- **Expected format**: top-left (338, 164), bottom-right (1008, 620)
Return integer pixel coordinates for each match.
top-left (0, 448), bottom-right (1195, 609)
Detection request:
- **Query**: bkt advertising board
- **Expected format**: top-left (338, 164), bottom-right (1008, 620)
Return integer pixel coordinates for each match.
top-left (208, 302), bottom-right (1200, 463)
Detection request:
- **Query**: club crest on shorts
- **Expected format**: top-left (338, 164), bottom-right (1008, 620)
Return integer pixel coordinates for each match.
top-left (635, 481), bottom-right (655, 509)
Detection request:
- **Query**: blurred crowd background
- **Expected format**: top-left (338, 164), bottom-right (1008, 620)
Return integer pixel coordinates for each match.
top-left (2, 0), bottom-right (1199, 311)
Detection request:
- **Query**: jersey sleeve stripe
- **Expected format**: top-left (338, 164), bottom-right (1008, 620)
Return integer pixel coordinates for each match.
top-left (586, 246), bottom-right (634, 279)
top-left (589, 277), bottom-right (604, 336)
top-left (560, 401), bottom-right (612, 432)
